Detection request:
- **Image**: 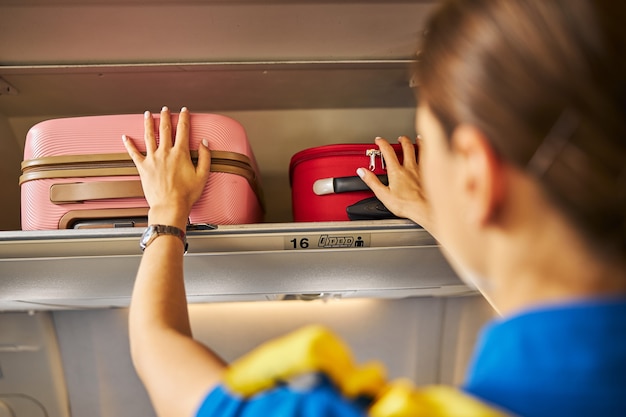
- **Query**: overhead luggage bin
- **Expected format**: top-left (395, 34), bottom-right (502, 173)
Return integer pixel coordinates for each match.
top-left (0, 220), bottom-right (470, 311)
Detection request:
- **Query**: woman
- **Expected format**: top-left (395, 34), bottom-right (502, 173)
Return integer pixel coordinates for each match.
top-left (124, 1), bottom-right (626, 416)
top-left (359, 1), bottom-right (626, 415)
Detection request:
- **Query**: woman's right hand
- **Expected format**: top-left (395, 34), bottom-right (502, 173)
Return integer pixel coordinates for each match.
top-left (122, 106), bottom-right (211, 230)
top-left (357, 136), bottom-right (431, 229)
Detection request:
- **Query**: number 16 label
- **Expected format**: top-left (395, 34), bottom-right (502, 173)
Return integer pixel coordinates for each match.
top-left (284, 234), bottom-right (371, 250)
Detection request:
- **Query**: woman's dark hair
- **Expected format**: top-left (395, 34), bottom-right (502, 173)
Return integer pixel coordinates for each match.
top-left (416, 0), bottom-right (626, 263)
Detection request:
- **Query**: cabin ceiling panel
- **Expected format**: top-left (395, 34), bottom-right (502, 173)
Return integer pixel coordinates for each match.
top-left (0, 2), bottom-right (432, 65)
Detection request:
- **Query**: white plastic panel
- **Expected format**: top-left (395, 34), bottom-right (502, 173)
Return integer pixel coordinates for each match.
top-left (49, 295), bottom-right (494, 417)
top-left (0, 221), bottom-right (468, 311)
top-left (0, 312), bottom-right (70, 417)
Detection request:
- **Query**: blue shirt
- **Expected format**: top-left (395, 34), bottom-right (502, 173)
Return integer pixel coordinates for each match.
top-left (463, 297), bottom-right (626, 417)
top-left (197, 375), bottom-right (368, 417)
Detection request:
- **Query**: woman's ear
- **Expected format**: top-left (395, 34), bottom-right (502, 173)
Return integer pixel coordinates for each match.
top-left (450, 125), bottom-right (505, 227)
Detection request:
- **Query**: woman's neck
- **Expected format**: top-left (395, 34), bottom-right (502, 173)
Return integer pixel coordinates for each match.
top-left (481, 175), bottom-right (626, 316)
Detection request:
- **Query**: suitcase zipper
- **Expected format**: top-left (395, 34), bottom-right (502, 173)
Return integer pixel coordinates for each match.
top-left (290, 146), bottom-right (386, 172)
top-left (366, 149), bottom-right (384, 171)
top-left (22, 160), bottom-right (137, 173)
top-left (20, 152), bottom-right (255, 184)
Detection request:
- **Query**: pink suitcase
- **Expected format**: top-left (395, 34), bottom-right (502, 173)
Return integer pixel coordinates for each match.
top-left (289, 143), bottom-right (408, 222)
top-left (20, 113), bottom-right (264, 230)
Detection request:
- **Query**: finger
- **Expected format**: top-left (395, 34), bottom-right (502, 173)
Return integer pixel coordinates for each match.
top-left (122, 134), bottom-right (145, 166)
top-left (174, 107), bottom-right (191, 154)
top-left (196, 139), bottom-right (212, 185)
top-left (144, 111), bottom-right (157, 154)
top-left (415, 134), bottom-right (425, 164)
top-left (398, 135), bottom-right (418, 169)
top-left (159, 106), bottom-right (173, 150)
top-left (374, 137), bottom-right (402, 170)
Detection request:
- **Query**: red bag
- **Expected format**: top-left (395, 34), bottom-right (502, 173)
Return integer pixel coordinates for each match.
top-left (289, 143), bottom-right (407, 222)
top-left (20, 113), bottom-right (264, 230)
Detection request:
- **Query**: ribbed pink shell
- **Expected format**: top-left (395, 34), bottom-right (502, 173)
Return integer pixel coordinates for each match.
top-left (21, 113), bottom-right (263, 230)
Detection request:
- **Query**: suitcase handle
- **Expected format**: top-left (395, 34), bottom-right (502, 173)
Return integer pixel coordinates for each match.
top-left (50, 180), bottom-right (145, 204)
top-left (31, 150), bottom-right (263, 209)
top-left (58, 208), bottom-right (150, 229)
top-left (313, 175), bottom-right (388, 195)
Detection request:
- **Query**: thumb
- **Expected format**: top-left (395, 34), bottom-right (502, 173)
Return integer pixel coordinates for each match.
top-left (196, 139), bottom-right (212, 184)
top-left (122, 134), bottom-right (145, 166)
top-left (357, 167), bottom-right (388, 197)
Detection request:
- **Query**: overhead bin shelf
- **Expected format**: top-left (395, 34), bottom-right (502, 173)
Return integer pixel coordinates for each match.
top-left (0, 220), bottom-right (469, 311)
top-left (0, 60), bottom-right (415, 117)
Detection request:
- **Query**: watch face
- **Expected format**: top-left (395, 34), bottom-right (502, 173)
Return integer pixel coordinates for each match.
top-left (140, 225), bottom-right (157, 249)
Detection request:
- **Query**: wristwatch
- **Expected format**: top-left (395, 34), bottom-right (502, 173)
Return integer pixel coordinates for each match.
top-left (140, 224), bottom-right (188, 253)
